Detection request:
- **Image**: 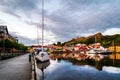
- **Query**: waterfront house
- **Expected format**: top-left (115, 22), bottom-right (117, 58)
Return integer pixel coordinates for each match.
top-left (109, 45), bottom-right (120, 52)
top-left (0, 25), bottom-right (18, 42)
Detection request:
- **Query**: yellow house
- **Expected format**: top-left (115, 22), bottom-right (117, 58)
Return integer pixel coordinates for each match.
top-left (109, 45), bottom-right (120, 52)
top-left (109, 45), bottom-right (120, 60)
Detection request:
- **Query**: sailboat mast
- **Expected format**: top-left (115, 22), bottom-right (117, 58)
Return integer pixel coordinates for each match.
top-left (42, 0), bottom-right (44, 51)
top-left (37, 24), bottom-right (39, 45)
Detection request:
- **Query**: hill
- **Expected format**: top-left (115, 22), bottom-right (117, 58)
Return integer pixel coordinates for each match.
top-left (63, 33), bottom-right (120, 47)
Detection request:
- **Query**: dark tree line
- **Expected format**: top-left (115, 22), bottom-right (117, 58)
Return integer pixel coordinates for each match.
top-left (0, 39), bottom-right (27, 52)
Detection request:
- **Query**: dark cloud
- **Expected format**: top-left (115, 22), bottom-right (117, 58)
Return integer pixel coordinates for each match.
top-left (0, 0), bottom-right (39, 11)
top-left (46, 0), bottom-right (120, 42)
top-left (0, 0), bottom-right (120, 45)
top-left (0, 0), bottom-right (41, 20)
top-left (18, 36), bottom-right (37, 46)
top-left (60, 0), bottom-right (114, 11)
top-left (1, 9), bottom-right (21, 18)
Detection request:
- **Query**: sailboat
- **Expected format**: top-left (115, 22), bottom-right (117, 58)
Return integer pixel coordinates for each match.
top-left (35, 0), bottom-right (50, 62)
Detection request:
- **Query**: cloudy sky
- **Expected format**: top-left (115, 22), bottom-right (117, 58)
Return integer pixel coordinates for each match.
top-left (0, 0), bottom-right (120, 46)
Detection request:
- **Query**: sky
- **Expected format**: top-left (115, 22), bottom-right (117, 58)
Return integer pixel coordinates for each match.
top-left (0, 0), bottom-right (120, 46)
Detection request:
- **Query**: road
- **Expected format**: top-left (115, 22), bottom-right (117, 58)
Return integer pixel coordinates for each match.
top-left (0, 53), bottom-right (31, 80)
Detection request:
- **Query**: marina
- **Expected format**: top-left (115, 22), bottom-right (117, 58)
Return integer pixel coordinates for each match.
top-left (32, 52), bottom-right (120, 80)
top-left (36, 55), bottom-right (120, 80)
top-left (0, 0), bottom-right (120, 80)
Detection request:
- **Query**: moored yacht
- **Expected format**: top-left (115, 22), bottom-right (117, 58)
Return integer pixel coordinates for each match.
top-left (87, 43), bottom-right (112, 55)
top-left (86, 47), bottom-right (112, 55)
top-left (35, 0), bottom-right (50, 62)
top-left (35, 51), bottom-right (50, 62)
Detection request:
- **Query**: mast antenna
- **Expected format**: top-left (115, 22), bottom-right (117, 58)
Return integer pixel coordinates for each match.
top-left (42, 0), bottom-right (44, 51)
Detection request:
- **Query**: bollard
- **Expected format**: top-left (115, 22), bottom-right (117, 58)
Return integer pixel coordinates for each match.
top-left (29, 53), bottom-right (31, 62)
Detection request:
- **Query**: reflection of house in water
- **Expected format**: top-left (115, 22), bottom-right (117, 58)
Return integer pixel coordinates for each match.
top-left (109, 53), bottom-right (120, 60)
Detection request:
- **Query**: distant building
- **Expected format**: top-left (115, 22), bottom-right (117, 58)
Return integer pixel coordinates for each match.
top-left (109, 44), bottom-right (120, 60)
top-left (73, 43), bottom-right (88, 51)
top-left (28, 45), bottom-right (48, 53)
top-left (109, 45), bottom-right (120, 52)
top-left (47, 44), bottom-right (55, 52)
top-left (0, 25), bottom-right (9, 40)
top-left (8, 34), bottom-right (18, 43)
top-left (0, 25), bottom-right (18, 42)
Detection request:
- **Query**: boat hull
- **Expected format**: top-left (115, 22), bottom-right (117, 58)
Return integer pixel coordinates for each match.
top-left (97, 51), bottom-right (112, 55)
top-left (35, 51), bottom-right (50, 62)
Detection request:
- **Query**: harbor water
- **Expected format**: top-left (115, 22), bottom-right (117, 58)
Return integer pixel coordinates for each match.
top-left (36, 54), bottom-right (120, 80)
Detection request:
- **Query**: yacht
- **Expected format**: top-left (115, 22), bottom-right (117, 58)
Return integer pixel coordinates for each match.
top-left (35, 0), bottom-right (50, 62)
top-left (35, 51), bottom-right (50, 62)
top-left (86, 47), bottom-right (112, 55)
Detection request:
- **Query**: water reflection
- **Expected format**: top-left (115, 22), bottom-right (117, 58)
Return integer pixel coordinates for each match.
top-left (36, 59), bottom-right (120, 80)
top-left (37, 61), bottom-right (50, 70)
top-left (103, 66), bottom-right (120, 74)
top-left (36, 55), bottom-right (120, 80)
top-left (36, 60), bottom-right (50, 80)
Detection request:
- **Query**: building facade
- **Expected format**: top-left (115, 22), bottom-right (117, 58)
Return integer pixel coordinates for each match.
top-left (0, 25), bottom-right (18, 42)
top-left (109, 45), bottom-right (120, 52)
top-left (0, 25), bottom-right (9, 40)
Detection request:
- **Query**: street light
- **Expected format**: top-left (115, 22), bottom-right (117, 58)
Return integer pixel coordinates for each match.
top-left (3, 28), bottom-right (5, 54)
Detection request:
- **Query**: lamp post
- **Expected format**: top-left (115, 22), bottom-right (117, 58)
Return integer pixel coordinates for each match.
top-left (3, 30), bottom-right (5, 54)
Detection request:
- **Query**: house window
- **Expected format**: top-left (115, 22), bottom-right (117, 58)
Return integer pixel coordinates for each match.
top-left (1, 33), bottom-right (4, 36)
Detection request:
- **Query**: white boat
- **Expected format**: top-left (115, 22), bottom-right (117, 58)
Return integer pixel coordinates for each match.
top-left (86, 49), bottom-right (96, 54)
top-left (35, 0), bottom-right (50, 62)
top-left (35, 51), bottom-right (50, 62)
top-left (86, 47), bottom-right (112, 55)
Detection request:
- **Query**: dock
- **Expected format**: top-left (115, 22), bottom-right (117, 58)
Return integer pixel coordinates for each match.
top-left (0, 53), bottom-right (31, 80)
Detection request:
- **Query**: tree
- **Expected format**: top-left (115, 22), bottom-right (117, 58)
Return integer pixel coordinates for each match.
top-left (53, 43), bottom-right (56, 46)
top-left (85, 38), bottom-right (94, 45)
top-left (0, 39), bottom-right (27, 51)
top-left (57, 41), bottom-right (62, 46)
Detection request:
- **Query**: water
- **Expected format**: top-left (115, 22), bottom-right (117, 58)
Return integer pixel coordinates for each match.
top-left (36, 56), bottom-right (120, 80)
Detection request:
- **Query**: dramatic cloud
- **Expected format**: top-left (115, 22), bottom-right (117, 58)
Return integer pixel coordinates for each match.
top-left (0, 0), bottom-right (38, 11)
top-left (0, 0), bottom-right (120, 45)
top-left (46, 0), bottom-right (120, 41)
